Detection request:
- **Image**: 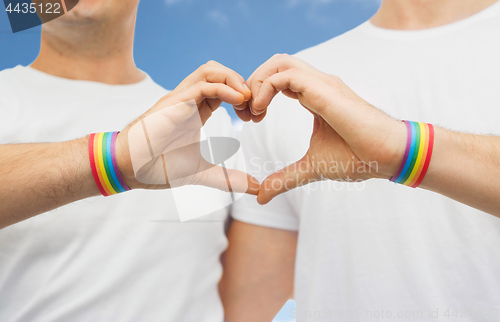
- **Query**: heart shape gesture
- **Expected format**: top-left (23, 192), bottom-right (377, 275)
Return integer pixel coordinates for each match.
top-left (234, 54), bottom-right (407, 205)
top-left (113, 57), bottom-right (406, 206)
top-left (115, 61), bottom-right (260, 196)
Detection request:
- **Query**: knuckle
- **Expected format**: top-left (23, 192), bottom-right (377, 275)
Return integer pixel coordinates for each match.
top-left (199, 61), bottom-right (216, 73)
top-left (270, 53), bottom-right (288, 63)
top-left (206, 60), bottom-right (219, 66)
top-left (197, 64), bottom-right (209, 75)
top-left (275, 53), bottom-right (289, 61)
top-left (286, 68), bottom-right (302, 80)
top-left (229, 69), bottom-right (242, 80)
top-left (325, 75), bottom-right (341, 88)
top-left (248, 78), bottom-right (259, 88)
top-left (329, 74), bottom-right (342, 83)
top-left (236, 72), bottom-right (245, 82)
top-left (195, 80), bottom-right (207, 89)
top-left (261, 78), bottom-right (271, 90)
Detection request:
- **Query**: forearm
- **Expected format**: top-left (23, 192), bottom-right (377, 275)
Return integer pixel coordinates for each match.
top-left (0, 136), bottom-right (99, 228)
top-left (243, 54), bottom-right (500, 215)
top-left (419, 127), bottom-right (500, 216)
top-left (220, 220), bottom-right (297, 322)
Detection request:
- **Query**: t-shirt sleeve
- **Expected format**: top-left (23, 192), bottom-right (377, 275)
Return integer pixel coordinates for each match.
top-left (230, 94), bottom-right (312, 232)
top-left (231, 193), bottom-right (300, 231)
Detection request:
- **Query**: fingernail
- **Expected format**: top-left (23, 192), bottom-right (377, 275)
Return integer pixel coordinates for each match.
top-left (244, 83), bottom-right (251, 92)
top-left (251, 108), bottom-right (265, 116)
top-left (233, 104), bottom-right (246, 111)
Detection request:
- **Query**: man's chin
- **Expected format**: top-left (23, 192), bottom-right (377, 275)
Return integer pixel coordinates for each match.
top-left (55, 0), bottom-right (109, 25)
top-left (48, 8), bottom-right (106, 27)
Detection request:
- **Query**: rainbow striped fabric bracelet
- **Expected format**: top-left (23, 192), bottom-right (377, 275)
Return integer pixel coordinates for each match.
top-left (88, 132), bottom-right (131, 197)
top-left (390, 121), bottom-right (435, 188)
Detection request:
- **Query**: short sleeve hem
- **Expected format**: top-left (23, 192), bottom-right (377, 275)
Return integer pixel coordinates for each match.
top-left (231, 206), bottom-right (299, 232)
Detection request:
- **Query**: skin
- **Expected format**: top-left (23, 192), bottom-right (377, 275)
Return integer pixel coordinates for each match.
top-left (31, 0), bottom-right (144, 84)
top-left (246, 54), bottom-right (500, 215)
top-left (0, 1), bottom-right (259, 229)
top-left (1, 0), bottom-right (498, 320)
top-left (219, 222), bottom-right (298, 322)
top-left (221, 1), bottom-right (500, 321)
top-left (0, 64), bottom-right (258, 229)
top-left (371, 0), bottom-right (499, 30)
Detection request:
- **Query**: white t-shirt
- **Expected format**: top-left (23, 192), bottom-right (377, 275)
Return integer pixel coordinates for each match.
top-left (232, 2), bottom-right (500, 321)
top-left (0, 66), bottom-right (238, 322)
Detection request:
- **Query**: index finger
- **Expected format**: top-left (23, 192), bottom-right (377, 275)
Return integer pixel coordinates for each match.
top-left (175, 61), bottom-right (252, 101)
top-left (246, 54), bottom-right (316, 116)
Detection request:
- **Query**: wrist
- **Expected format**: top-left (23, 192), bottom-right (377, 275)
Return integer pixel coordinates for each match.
top-left (388, 121), bottom-right (436, 187)
top-left (88, 132), bottom-right (135, 194)
top-left (370, 120), bottom-right (408, 180)
top-left (114, 132), bottom-right (135, 189)
top-left (386, 120), bottom-right (408, 179)
top-left (69, 136), bottom-right (102, 198)
top-left (115, 131), bottom-right (140, 190)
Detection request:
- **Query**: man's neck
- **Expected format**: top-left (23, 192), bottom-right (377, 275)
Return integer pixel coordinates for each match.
top-left (31, 21), bottom-right (145, 85)
top-left (371, 0), bottom-right (498, 30)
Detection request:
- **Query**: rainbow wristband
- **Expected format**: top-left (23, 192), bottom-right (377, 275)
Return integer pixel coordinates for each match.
top-left (88, 132), bottom-right (131, 197)
top-left (390, 121), bottom-right (435, 188)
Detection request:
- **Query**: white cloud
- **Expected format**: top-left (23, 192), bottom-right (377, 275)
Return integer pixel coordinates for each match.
top-left (164, 0), bottom-right (192, 6)
top-left (287, 0), bottom-right (334, 8)
top-left (207, 9), bottom-right (230, 27)
top-left (287, 0), bottom-right (381, 9)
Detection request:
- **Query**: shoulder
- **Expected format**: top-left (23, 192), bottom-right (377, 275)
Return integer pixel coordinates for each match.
top-left (0, 65), bottom-right (24, 79)
top-left (0, 66), bottom-right (29, 142)
top-left (0, 66), bottom-right (27, 109)
top-left (0, 65), bottom-right (25, 91)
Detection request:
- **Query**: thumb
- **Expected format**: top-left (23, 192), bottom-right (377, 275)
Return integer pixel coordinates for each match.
top-left (257, 156), bottom-right (317, 205)
top-left (196, 163), bottom-right (261, 196)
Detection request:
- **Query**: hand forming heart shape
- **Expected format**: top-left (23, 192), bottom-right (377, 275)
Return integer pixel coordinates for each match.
top-left (113, 56), bottom-right (406, 206)
top-left (235, 54), bottom-right (406, 205)
top-left (115, 61), bottom-right (260, 196)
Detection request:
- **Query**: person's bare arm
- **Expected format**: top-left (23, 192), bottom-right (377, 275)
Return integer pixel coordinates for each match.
top-left (0, 137), bottom-right (98, 229)
top-left (420, 128), bottom-right (500, 215)
top-left (220, 220), bottom-right (297, 322)
top-left (239, 54), bottom-right (500, 217)
top-left (0, 61), bottom-right (258, 229)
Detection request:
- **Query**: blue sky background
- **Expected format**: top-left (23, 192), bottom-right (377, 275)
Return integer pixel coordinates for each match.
top-left (0, 0), bottom-right (380, 120)
top-left (0, 0), bottom-right (381, 320)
